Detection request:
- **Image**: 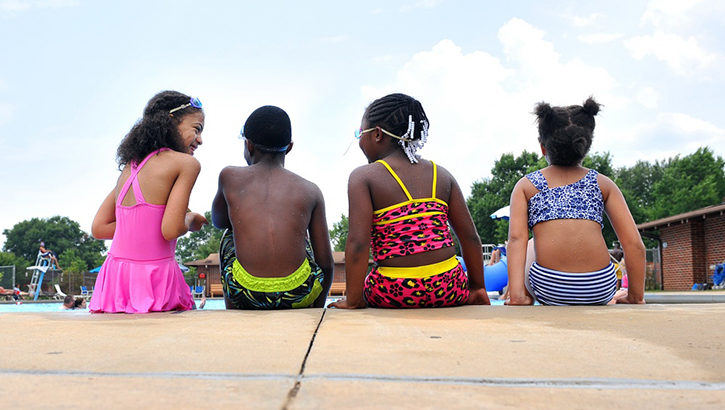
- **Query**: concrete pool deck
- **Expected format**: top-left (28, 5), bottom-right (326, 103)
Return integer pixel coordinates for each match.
top-left (1, 300), bottom-right (724, 409)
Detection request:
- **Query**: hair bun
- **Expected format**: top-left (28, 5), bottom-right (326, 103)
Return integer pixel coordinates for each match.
top-left (582, 97), bottom-right (600, 116)
top-left (534, 101), bottom-right (553, 119)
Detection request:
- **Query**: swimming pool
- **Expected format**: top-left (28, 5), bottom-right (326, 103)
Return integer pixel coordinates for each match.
top-left (0, 297), bottom-right (506, 312)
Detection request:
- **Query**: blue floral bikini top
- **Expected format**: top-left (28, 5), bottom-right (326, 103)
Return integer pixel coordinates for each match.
top-left (526, 169), bottom-right (604, 229)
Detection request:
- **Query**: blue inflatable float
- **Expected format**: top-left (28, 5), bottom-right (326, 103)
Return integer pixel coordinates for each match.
top-left (457, 256), bottom-right (509, 292)
top-left (484, 258), bottom-right (508, 292)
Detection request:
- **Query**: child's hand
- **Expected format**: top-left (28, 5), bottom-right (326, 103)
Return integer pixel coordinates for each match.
top-left (186, 212), bottom-right (208, 232)
top-left (467, 288), bottom-right (491, 305)
top-left (328, 299), bottom-right (365, 309)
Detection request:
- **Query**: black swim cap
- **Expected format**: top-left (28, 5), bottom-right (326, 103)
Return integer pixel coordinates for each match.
top-left (243, 105), bottom-right (291, 151)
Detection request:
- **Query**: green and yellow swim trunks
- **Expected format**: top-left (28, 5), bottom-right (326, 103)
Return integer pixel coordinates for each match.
top-left (219, 229), bottom-right (324, 309)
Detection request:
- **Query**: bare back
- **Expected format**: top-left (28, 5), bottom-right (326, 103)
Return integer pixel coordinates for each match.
top-left (362, 156), bottom-right (457, 267)
top-left (213, 164), bottom-right (325, 277)
top-left (523, 166), bottom-right (610, 272)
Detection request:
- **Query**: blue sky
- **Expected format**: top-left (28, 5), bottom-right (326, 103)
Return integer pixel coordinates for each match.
top-left (1, 0), bottom-right (724, 249)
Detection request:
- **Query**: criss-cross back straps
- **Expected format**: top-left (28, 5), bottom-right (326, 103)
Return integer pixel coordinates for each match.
top-left (116, 148), bottom-right (169, 206)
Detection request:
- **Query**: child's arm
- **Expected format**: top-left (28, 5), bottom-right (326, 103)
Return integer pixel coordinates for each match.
top-left (506, 178), bottom-right (534, 305)
top-left (211, 167), bottom-right (233, 230)
top-left (161, 155), bottom-right (207, 241)
top-left (330, 168), bottom-right (372, 309)
top-left (92, 189), bottom-right (117, 240)
top-left (600, 176), bottom-right (646, 304)
top-left (308, 184), bottom-right (334, 308)
top-left (446, 174), bottom-right (490, 305)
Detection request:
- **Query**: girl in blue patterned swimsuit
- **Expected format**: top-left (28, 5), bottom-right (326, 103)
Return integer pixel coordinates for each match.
top-left (507, 97), bottom-right (645, 306)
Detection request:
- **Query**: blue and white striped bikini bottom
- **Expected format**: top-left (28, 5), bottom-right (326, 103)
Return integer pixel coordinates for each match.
top-left (529, 262), bottom-right (617, 306)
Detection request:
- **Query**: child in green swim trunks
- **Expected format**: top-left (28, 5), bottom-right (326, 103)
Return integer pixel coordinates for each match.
top-left (211, 106), bottom-right (334, 309)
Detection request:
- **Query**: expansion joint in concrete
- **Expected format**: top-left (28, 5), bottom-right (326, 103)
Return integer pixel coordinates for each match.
top-left (281, 308), bottom-right (327, 410)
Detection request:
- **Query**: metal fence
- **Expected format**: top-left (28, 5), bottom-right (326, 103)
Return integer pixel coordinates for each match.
top-left (645, 247), bottom-right (662, 290)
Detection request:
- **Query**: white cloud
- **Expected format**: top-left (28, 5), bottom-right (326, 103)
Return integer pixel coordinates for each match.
top-left (578, 33), bottom-right (624, 44)
top-left (609, 112), bottom-right (725, 166)
top-left (625, 0), bottom-right (723, 76)
top-left (566, 12), bottom-right (606, 27)
top-left (624, 31), bottom-right (717, 75)
top-left (641, 0), bottom-right (708, 29)
top-left (0, 0), bottom-right (30, 11)
top-left (636, 87), bottom-right (659, 109)
top-left (359, 18), bottom-right (621, 197)
top-left (0, 0), bottom-right (77, 13)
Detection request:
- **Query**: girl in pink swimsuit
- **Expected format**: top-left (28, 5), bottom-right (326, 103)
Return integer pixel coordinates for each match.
top-left (89, 91), bottom-right (208, 313)
top-left (331, 93), bottom-right (490, 309)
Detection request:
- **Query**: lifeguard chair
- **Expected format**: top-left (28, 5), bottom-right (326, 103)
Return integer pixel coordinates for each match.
top-left (26, 251), bottom-right (61, 301)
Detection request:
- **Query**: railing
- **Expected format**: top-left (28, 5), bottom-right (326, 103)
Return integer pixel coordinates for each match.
top-left (645, 247), bottom-right (662, 290)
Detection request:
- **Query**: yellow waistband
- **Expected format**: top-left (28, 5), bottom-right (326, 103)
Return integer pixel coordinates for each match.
top-left (377, 255), bottom-right (460, 279)
top-left (232, 258), bottom-right (311, 292)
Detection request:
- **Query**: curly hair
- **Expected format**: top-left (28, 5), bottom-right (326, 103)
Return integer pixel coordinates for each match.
top-left (116, 90), bottom-right (202, 167)
top-left (534, 96), bottom-right (601, 166)
top-left (364, 93), bottom-right (430, 163)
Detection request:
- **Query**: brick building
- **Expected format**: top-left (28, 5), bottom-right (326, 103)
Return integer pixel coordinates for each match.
top-left (637, 204), bottom-right (725, 290)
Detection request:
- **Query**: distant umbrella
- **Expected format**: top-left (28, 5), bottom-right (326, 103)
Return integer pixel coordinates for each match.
top-left (490, 205), bottom-right (510, 221)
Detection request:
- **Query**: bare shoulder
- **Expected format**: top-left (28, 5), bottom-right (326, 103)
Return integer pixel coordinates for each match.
top-left (431, 160), bottom-right (455, 182)
top-left (219, 165), bottom-right (246, 179)
top-left (160, 150), bottom-right (201, 171)
top-left (348, 163), bottom-right (379, 183)
top-left (289, 170), bottom-right (325, 199)
top-left (596, 172), bottom-right (619, 200)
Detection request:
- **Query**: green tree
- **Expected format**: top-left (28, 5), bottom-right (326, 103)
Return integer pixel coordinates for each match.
top-left (176, 211), bottom-right (223, 262)
top-left (0, 251), bottom-right (31, 288)
top-left (467, 151), bottom-right (541, 244)
top-left (649, 147), bottom-right (725, 220)
top-left (2, 216), bottom-right (106, 271)
top-left (614, 159), bottom-right (665, 224)
top-left (329, 214), bottom-right (349, 252)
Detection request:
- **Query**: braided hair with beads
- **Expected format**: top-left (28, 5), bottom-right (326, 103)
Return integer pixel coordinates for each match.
top-left (364, 93), bottom-right (430, 163)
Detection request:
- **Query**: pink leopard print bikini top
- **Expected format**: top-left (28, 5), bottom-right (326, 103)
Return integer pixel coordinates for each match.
top-left (371, 160), bottom-right (455, 262)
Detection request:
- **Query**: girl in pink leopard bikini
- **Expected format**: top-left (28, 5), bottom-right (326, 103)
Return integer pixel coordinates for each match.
top-left (331, 93), bottom-right (489, 309)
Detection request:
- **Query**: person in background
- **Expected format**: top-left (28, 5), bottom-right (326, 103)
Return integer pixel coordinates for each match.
top-left (61, 295), bottom-right (75, 310)
top-left (39, 242), bottom-right (62, 270)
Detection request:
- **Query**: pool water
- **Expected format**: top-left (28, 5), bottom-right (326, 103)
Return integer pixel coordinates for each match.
top-left (0, 297), bottom-right (505, 312)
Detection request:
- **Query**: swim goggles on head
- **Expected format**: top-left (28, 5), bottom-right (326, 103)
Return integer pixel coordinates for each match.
top-left (238, 127), bottom-right (290, 152)
top-left (354, 126), bottom-right (411, 141)
top-left (169, 97), bottom-right (202, 114)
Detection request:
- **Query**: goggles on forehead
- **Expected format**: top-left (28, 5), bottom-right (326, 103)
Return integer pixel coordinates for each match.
top-left (169, 97), bottom-right (202, 114)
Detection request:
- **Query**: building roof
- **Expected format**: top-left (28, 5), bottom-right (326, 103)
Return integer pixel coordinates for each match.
top-left (183, 253), bottom-right (220, 267)
top-left (637, 203), bottom-right (725, 231)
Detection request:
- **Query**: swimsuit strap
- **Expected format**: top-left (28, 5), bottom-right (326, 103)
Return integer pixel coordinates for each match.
top-left (431, 161), bottom-right (437, 199)
top-left (117, 148), bottom-right (169, 206)
top-left (527, 170), bottom-right (549, 191)
top-left (377, 160), bottom-right (413, 201)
